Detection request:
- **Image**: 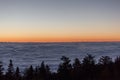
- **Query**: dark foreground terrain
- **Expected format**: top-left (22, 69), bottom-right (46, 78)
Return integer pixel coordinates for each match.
top-left (1, 54), bottom-right (120, 80)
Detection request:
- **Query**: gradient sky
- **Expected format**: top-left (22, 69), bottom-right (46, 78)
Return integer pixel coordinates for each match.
top-left (0, 0), bottom-right (120, 42)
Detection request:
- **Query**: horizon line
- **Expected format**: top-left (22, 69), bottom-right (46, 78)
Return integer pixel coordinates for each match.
top-left (0, 41), bottom-right (120, 43)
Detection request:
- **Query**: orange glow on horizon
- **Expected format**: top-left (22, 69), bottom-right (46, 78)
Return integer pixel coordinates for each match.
top-left (0, 36), bottom-right (120, 42)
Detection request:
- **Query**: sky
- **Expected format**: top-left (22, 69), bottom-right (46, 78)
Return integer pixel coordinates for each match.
top-left (0, 0), bottom-right (120, 42)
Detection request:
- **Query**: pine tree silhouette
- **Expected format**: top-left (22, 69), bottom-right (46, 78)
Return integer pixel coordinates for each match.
top-left (24, 65), bottom-right (34, 80)
top-left (5, 60), bottom-right (14, 80)
top-left (82, 54), bottom-right (96, 80)
top-left (114, 56), bottom-right (120, 80)
top-left (98, 56), bottom-right (113, 80)
top-left (15, 67), bottom-right (21, 80)
top-left (57, 56), bottom-right (72, 80)
top-left (73, 58), bottom-right (82, 80)
top-left (0, 61), bottom-right (4, 80)
top-left (1, 55), bottom-right (120, 80)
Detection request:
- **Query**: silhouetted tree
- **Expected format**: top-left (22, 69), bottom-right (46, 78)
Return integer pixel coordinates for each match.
top-left (45, 65), bottom-right (51, 80)
top-left (5, 60), bottom-right (15, 80)
top-left (34, 66), bottom-right (39, 80)
top-left (24, 65), bottom-right (34, 80)
top-left (114, 56), bottom-right (120, 80)
top-left (0, 61), bottom-right (4, 80)
top-left (15, 67), bottom-right (21, 80)
top-left (38, 61), bottom-right (46, 80)
top-left (1, 55), bottom-right (120, 80)
top-left (98, 56), bottom-right (113, 80)
top-left (57, 56), bottom-right (72, 80)
top-left (99, 56), bottom-right (112, 65)
top-left (72, 58), bottom-right (82, 80)
top-left (82, 54), bottom-right (96, 80)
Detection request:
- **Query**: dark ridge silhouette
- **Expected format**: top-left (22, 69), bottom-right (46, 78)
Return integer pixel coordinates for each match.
top-left (1, 54), bottom-right (120, 80)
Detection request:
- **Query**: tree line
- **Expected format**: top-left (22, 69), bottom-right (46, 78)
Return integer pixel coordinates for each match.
top-left (1, 54), bottom-right (120, 80)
